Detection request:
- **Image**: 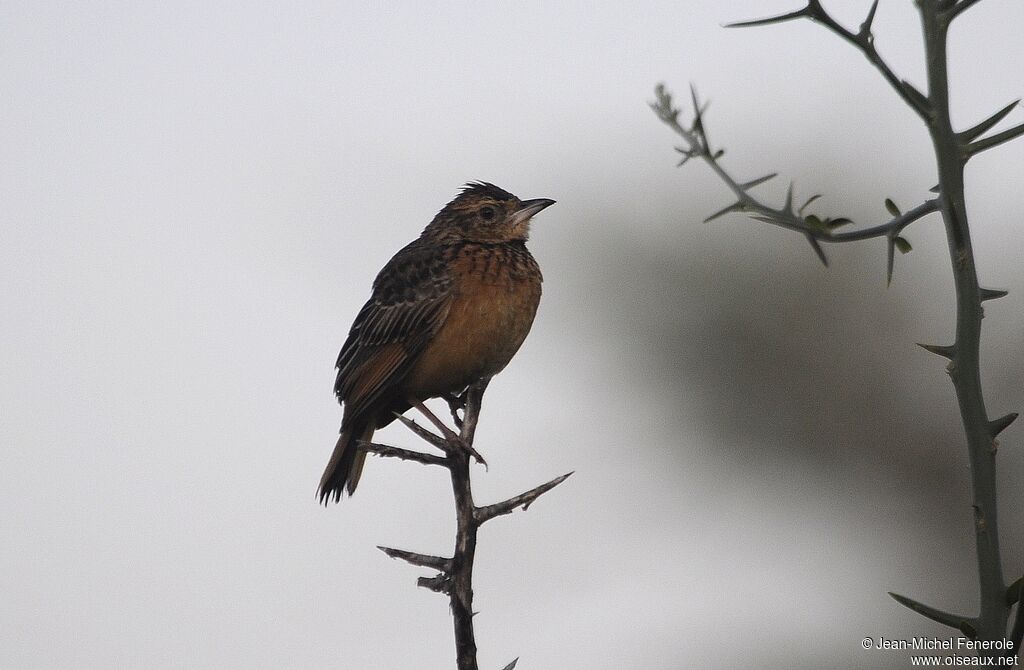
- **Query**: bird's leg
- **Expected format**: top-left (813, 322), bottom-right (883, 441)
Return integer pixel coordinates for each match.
top-left (412, 400), bottom-right (487, 467)
top-left (444, 388), bottom-right (469, 429)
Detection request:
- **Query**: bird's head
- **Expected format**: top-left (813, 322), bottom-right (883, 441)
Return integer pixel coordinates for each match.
top-left (423, 182), bottom-right (555, 244)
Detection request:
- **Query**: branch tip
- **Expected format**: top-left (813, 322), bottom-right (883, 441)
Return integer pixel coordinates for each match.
top-left (888, 591), bottom-right (973, 631)
top-left (377, 545), bottom-right (452, 572)
top-left (724, 5), bottom-right (811, 29)
top-left (475, 472), bottom-right (574, 524)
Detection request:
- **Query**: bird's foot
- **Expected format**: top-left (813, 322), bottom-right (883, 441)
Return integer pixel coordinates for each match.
top-left (412, 399), bottom-right (487, 467)
top-left (443, 390), bottom-right (468, 428)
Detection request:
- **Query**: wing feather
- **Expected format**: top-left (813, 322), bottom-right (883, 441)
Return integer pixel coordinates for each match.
top-left (334, 240), bottom-right (455, 421)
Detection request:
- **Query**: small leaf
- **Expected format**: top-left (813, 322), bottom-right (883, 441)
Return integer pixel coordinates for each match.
top-left (798, 194), bottom-right (822, 215)
top-left (894, 236), bottom-right (912, 254)
top-left (826, 217), bottom-right (853, 229)
top-left (885, 198), bottom-right (901, 217)
top-left (805, 214), bottom-right (823, 229)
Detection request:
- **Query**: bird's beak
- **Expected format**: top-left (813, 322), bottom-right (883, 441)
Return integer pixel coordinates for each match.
top-left (511, 198), bottom-right (556, 227)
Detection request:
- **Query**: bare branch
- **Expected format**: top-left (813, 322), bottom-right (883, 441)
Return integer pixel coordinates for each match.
top-left (727, 1), bottom-right (931, 121)
top-left (359, 441), bottom-right (448, 467)
top-left (377, 545), bottom-right (453, 572)
top-left (475, 472), bottom-right (574, 524)
top-left (652, 84), bottom-right (941, 260)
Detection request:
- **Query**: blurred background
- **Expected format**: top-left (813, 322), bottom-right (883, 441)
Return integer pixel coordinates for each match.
top-left (3, 1), bottom-right (1023, 668)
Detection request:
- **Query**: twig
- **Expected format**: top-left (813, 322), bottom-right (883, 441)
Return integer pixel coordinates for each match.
top-left (650, 84), bottom-right (940, 272)
top-left (475, 472), bottom-right (575, 524)
top-left (377, 379), bottom-right (572, 670)
top-left (358, 440), bottom-right (448, 467)
top-left (726, 0), bottom-right (932, 122)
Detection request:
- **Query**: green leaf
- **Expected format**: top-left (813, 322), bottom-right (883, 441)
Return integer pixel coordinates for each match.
top-left (894, 236), bottom-right (912, 254)
top-left (798, 194), bottom-right (822, 215)
top-left (885, 198), bottom-right (901, 217)
top-left (826, 217), bottom-right (853, 229)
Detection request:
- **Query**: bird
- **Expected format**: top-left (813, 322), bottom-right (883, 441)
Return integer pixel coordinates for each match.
top-left (318, 182), bottom-right (555, 504)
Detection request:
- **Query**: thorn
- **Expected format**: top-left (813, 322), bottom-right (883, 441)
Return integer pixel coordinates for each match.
top-left (501, 659), bottom-right (520, 670)
top-left (805, 234), bottom-right (828, 267)
top-left (724, 6), bottom-right (811, 28)
top-left (888, 592), bottom-right (973, 631)
top-left (860, 0), bottom-right (880, 36)
top-left (980, 287), bottom-right (1009, 301)
top-left (929, 183), bottom-right (941, 193)
top-left (917, 342), bottom-right (956, 359)
top-left (689, 84), bottom-right (704, 135)
top-left (958, 100), bottom-right (1020, 143)
top-left (783, 182), bottom-right (794, 214)
top-left (886, 236), bottom-right (896, 287)
top-left (739, 173), bottom-right (777, 190)
top-left (990, 413), bottom-right (1019, 437)
top-left (704, 201), bottom-right (744, 223)
top-left (968, 121), bottom-right (1024, 158)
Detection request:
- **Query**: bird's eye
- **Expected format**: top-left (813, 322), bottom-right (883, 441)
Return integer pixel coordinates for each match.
top-left (479, 206), bottom-right (496, 221)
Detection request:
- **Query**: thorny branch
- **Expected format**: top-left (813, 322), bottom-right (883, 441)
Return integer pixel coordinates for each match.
top-left (368, 379), bottom-right (572, 670)
top-left (650, 83), bottom-right (940, 280)
top-left (653, 0), bottom-right (1024, 660)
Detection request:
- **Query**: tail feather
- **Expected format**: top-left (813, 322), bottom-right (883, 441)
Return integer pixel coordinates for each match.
top-left (318, 423), bottom-right (372, 504)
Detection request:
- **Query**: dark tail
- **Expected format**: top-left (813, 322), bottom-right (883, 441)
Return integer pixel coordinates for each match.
top-left (318, 423), bottom-right (371, 504)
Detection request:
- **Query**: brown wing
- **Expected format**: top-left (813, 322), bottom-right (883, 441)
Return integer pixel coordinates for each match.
top-left (335, 239), bottom-right (455, 422)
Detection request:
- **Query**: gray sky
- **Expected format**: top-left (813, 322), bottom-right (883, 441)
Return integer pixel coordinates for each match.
top-left (3, 1), bottom-right (1024, 668)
